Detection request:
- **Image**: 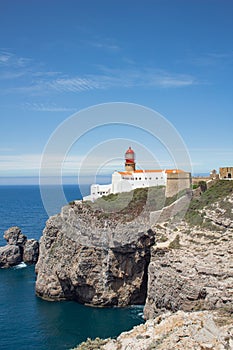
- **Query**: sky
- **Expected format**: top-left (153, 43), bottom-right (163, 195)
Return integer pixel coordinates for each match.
top-left (0, 0), bottom-right (232, 184)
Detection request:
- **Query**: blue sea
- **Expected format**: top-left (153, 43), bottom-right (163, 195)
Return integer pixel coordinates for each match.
top-left (0, 185), bottom-right (144, 350)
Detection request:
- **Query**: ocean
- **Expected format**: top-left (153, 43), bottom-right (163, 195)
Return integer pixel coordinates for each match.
top-left (0, 185), bottom-right (144, 350)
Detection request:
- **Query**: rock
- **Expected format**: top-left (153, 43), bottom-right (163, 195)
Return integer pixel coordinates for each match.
top-left (35, 202), bottom-right (155, 305)
top-left (75, 310), bottom-right (233, 350)
top-left (0, 226), bottom-right (39, 268)
top-left (0, 245), bottom-right (21, 268)
top-left (23, 239), bottom-right (39, 264)
top-left (4, 226), bottom-right (27, 247)
top-left (144, 221), bottom-right (233, 319)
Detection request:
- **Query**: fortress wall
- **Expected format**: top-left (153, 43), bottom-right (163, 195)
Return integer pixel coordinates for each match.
top-left (165, 172), bottom-right (191, 198)
top-left (219, 167), bottom-right (233, 179)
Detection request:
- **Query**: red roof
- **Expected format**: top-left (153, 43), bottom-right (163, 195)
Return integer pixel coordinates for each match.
top-left (125, 147), bottom-right (135, 154)
top-left (118, 169), bottom-right (185, 175)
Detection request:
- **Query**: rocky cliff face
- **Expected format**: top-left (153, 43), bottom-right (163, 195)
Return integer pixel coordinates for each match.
top-left (35, 202), bottom-right (155, 306)
top-left (36, 182), bottom-right (233, 316)
top-left (144, 191), bottom-right (233, 319)
top-left (75, 310), bottom-right (232, 350)
top-left (0, 226), bottom-right (39, 268)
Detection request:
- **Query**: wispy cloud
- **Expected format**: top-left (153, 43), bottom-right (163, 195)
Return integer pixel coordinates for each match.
top-left (22, 102), bottom-right (77, 112)
top-left (186, 52), bottom-right (233, 66)
top-left (0, 49), bottom-right (31, 68)
top-left (0, 49), bottom-right (60, 83)
top-left (85, 37), bottom-right (121, 51)
top-left (47, 77), bottom-right (100, 92)
top-left (9, 68), bottom-right (197, 95)
top-left (0, 49), bottom-right (198, 96)
top-left (0, 153), bottom-right (83, 175)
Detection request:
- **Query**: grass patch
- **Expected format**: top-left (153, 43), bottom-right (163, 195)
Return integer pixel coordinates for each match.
top-left (83, 186), bottom-right (167, 223)
top-left (168, 234), bottom-right (181, 249)
top-left (165, 188), bottom-right (191, 207)
top-left (81, 186), bottom-right (192, 224)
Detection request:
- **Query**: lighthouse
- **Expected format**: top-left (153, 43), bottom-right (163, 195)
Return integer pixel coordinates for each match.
top-left (125, 146), bottom-right (136, 172)
top-left (83, 146), bottom-right (190, 202)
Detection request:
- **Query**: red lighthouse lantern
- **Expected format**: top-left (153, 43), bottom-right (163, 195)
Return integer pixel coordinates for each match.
top-left (125, 147), bottom-right (136, 171)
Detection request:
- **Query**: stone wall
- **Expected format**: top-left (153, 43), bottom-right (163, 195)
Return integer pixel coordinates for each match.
top-left (165, 172), bottom-right (191, 198)
top-left (219, 167), bottom-right (233, 179)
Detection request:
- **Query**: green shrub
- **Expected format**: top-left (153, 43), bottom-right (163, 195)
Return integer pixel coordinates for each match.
top-left (168, 234), bottom-right (181, 249)
top-left (72, 337), bottom-right (108, 350)
top-left (185, 180), bottom-right (233, 226)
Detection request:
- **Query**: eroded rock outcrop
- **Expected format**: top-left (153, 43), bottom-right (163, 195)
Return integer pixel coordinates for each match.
top-left (0, 244), bottom-right (22, 268)
top-left (75, 310), bottom-right (233, 350)
top-left (23, 239), bottom-right (39, 264)
top-left (144, 192), bottom-right (233, 319)
top-left (0, 226), bottom-right (39, 268)
top-left (35, 202), bottom-right (155, 306)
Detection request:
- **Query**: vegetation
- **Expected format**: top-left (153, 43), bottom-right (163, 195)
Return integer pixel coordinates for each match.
top-left (84, 186), bottom-right (167, 222)
top-left (164, 188), bottom-right (190, 207)
top-left (198, 180), bottom-right (207, 193)
top-left (168, 234), bottom-right (181, 249)
top-left (185, 180), bottom-right (233, 226)
top-left (82, 185), bottom-right (193, 224)
top-left (72, 337), bottom-right (108, 350)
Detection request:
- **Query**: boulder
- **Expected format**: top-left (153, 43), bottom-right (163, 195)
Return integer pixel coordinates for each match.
top-left (23, 239), bottom-right (39, 264)
top-left (0, 245), bottom-right (21, 268)
top-left (4, 226), bottom-right (27, 247)
top-left (1, 226), bottom-right (39, 268)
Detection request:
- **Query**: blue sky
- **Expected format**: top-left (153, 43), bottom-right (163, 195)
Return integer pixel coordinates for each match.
top-left (0, 0), bottom-right (232, 184)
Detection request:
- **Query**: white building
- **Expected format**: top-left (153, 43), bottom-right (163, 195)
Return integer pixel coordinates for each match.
top-left (83, 147), bottom-right (183, 201)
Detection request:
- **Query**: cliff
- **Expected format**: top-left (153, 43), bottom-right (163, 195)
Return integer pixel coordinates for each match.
top-left (35, 199), bottom-right (155, 305)
top-left (73, 181), bottom-right (233, 349)
top-left (144, 181), bottom-right (233, 319)
top-left (35, 180), bottom-right (233, 348)
top-left (74, 310), bottom-right (233, 350)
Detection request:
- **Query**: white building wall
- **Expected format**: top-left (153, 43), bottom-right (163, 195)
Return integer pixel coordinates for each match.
top-left (83, 183), bottom-right (112, 201)
top-left (83, 170), bottom-right (167, 202)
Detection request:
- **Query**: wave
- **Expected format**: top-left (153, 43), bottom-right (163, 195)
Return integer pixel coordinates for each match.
top-left (14, 262), bottom-right (27, 269)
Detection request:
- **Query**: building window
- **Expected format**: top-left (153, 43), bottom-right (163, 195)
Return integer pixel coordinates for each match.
top-left (135, 177), bottom-right (138, 180)
top-left (149, 177), bottom-right (152, 180)
top-left (156, 177), bottom-right (158, 180)
top-left (145, 177), bottom-right (147, 180)
top-left (139, 177), bottom-right (141, 180)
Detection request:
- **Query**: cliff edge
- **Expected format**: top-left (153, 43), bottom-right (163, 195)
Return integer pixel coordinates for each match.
top-left (35, 196), bottom-right (155, 306)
